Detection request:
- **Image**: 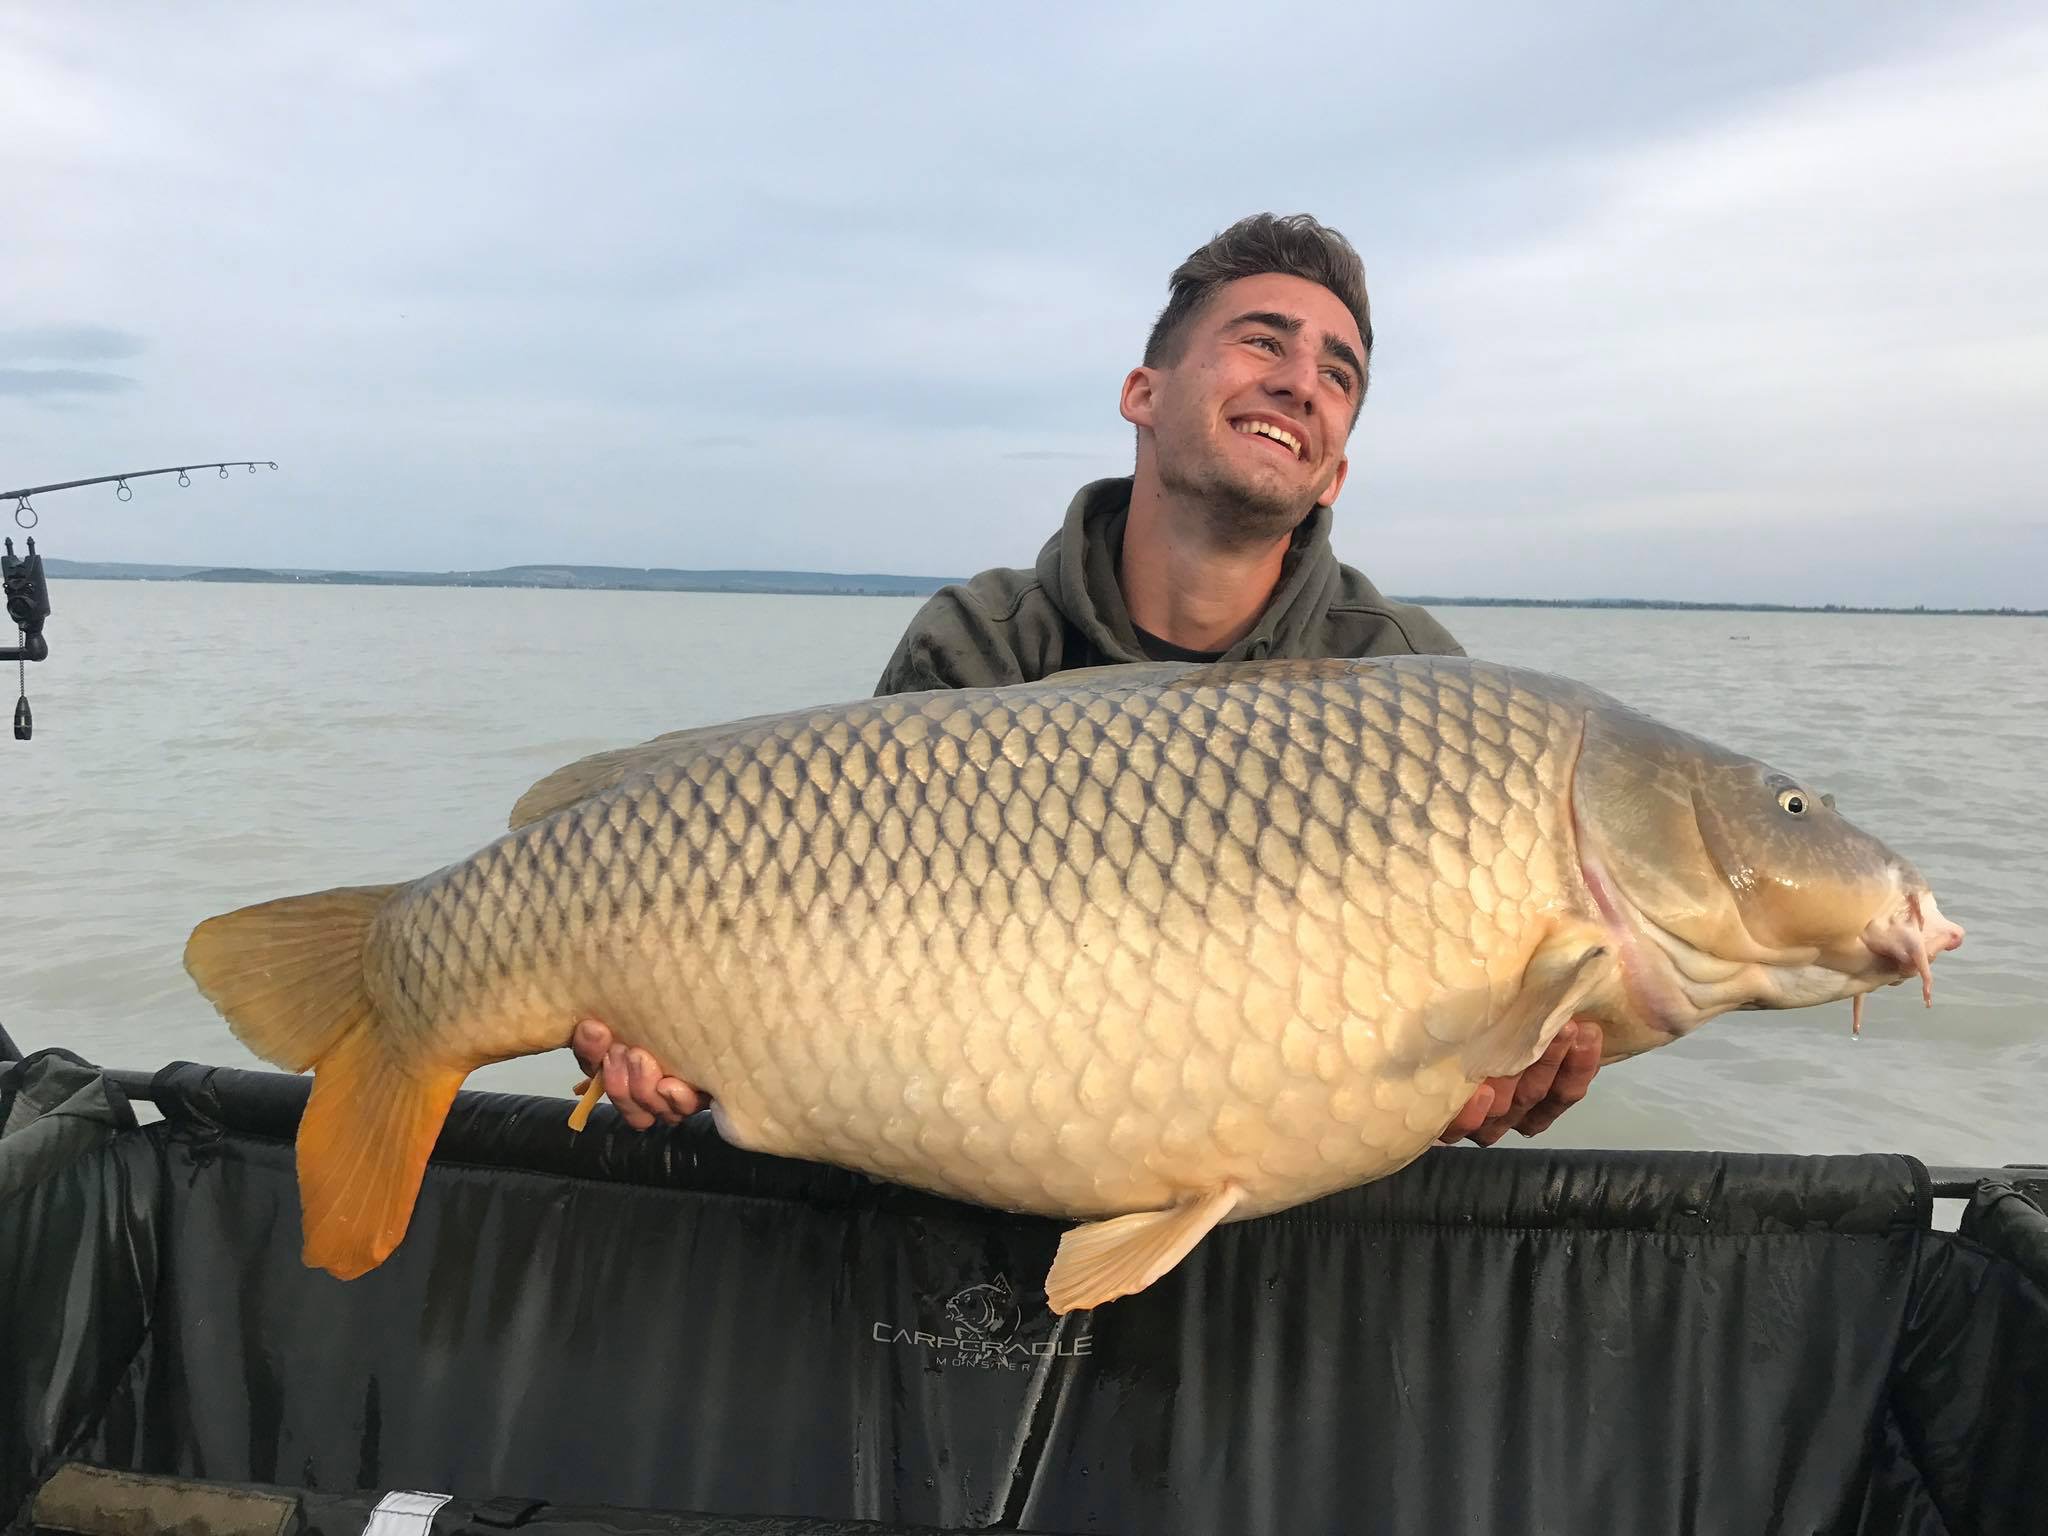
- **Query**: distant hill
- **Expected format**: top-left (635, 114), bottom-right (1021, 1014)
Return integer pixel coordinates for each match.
top-left (1394, 594), bottom-right (2048, 617)
top-left (43, 559), bottom-right (208, 581)
top-left (49, 559), bottom-right (963, 597)
top-left (39, 559), bottom-right (2044, 616)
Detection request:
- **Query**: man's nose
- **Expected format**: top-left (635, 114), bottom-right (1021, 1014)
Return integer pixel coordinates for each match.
top-left (1266, 353), bottom-right (1319, 410)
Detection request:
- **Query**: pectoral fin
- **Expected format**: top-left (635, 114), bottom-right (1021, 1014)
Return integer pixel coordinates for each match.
top-left (1044, 1183), bottom-right (1242, 1314)
top-left (1467, 934), bottom-right (1617, 1082)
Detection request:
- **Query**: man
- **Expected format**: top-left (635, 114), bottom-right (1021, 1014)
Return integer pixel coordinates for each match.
top-left (574, 213), bottom-right (1602, 1151)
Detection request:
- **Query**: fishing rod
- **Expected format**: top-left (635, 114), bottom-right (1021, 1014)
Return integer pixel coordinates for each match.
top-left (4, 460), bottom-right (278, 741)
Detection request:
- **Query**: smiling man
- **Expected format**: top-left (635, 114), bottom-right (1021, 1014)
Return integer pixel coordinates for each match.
top-left (575, 214), bottom-right (1604, 1153)
top-left (872, 215), bottom-right (1457, 686)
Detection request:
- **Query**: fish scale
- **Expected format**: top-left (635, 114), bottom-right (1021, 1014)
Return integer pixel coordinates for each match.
top-left (364, 657), bottom-right (1586, 1223)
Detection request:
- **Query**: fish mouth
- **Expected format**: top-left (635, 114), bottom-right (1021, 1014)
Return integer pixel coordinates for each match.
top-left (1849, 885), bottom-right (1965, 1035)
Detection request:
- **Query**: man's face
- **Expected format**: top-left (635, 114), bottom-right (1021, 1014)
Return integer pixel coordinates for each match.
top-left (1122, 272), bottom-right (1363, 547)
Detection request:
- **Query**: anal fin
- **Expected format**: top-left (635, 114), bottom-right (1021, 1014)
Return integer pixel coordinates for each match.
top-left (1044, 1183), bottom-right (1242, 1315)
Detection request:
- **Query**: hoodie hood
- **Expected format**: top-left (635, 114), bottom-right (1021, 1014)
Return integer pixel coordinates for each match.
top-left (1032, 477), bottom-right (1344, 664)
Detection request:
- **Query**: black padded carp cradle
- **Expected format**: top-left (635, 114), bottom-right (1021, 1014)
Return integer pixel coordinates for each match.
top-left (4, 1036), bottom-right (2045, 1535)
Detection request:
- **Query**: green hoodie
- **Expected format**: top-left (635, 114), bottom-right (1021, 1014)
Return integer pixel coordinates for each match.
top-left (873, 476), bottom-right (1464, 696)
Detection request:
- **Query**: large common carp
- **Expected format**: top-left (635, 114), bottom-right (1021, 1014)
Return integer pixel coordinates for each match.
top-left (184, 656), bottom-right (1963, 1311)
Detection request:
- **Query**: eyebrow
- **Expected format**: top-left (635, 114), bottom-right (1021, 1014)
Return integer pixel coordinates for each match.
top-left (1224, 309), bottom-right (1365, 388)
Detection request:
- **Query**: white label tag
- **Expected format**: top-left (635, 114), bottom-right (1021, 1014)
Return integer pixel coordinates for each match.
top-left (362, 1490), bottom-right (453, 1536)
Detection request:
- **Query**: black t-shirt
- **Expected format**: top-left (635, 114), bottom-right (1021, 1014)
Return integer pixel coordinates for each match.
top-left (1132, 623), bottom-right (1226, 664)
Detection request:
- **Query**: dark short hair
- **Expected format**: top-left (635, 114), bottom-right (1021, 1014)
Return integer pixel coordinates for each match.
top-left (1143, 213), bottom-right (1374, 402)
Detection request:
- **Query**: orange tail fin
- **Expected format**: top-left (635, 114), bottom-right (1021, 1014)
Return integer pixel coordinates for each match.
top-left (183, 883), bottom-right (466, 1279)
top-left (294, 1024), bottom-right (467, 1278)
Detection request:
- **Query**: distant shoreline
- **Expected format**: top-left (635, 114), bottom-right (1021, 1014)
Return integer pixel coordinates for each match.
top-left (42, 559), bottom-right (2045, 618)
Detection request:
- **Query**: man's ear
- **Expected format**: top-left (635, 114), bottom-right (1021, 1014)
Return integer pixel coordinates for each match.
top-left (1119, 366), bottom-right (1160, 429)
top-left (1316, 451), bottom-right (1351, 509)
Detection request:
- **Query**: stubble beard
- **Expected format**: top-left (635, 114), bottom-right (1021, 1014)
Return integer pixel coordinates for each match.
top-left (1158, 441), bottom-right (1318, 553)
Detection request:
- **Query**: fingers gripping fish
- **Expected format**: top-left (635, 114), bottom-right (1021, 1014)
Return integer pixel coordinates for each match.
top-left (183, 657), bottom-right (1963, 1312)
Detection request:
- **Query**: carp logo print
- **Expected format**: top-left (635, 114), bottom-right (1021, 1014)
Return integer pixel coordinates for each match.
top-left (945, 1276), bottom-right (1018, 1342)
top-left (872, 1274), bottom-right (1092, 1370)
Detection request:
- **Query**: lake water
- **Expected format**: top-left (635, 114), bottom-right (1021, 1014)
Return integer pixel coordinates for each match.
top-left (4, 580), bottom-right (2041, 1175)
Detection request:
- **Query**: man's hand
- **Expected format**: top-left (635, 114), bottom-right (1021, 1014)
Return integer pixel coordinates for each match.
top-left (570, 1019), bottom-right (706, 1130)
top-left (1438, 1019), bottom-right (1604, 1147)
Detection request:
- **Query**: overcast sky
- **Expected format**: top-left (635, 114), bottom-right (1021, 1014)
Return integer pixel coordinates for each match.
top-left (3, 3), bottom-right (2044, 608)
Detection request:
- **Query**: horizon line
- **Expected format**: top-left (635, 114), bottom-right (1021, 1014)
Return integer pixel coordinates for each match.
top-left (40, 557), bottom-right (2047, 618)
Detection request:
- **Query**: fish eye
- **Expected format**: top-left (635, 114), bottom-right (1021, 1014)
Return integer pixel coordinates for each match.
top-left (1777, 788), bottom-right (1809, 816)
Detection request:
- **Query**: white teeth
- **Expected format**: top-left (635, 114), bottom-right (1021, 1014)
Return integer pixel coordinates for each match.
top-left (1234, 419), bottom-right (1302, 458)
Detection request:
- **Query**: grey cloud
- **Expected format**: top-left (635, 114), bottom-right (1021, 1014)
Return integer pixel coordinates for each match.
top-left (1001, 450), bottom-right (1099, 462)
top-left (0, 325), bottom-right (146, 362)
top-left (769, 373), bottom-right (1108, 435)
top-left (0, 368), bottom-right (138, 397)
top-left (375, 320), bottom-right (1118, 435)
